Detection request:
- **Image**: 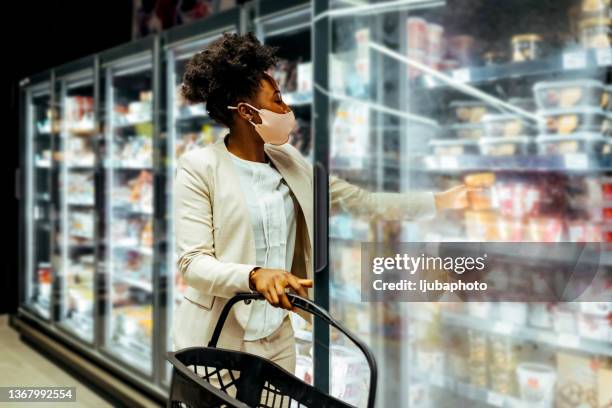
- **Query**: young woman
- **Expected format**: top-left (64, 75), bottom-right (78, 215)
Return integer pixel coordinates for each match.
top-left (172, 32), bottom-right (468, 377)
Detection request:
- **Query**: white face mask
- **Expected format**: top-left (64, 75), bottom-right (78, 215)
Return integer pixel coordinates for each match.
top-left (227, 102), bottom-right (295, 145)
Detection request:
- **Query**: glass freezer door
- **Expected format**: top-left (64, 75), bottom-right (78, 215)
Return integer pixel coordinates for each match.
top-left (25, 83), bottom-right (54, 319)
top-left (319, 0), bottom-right (612, 407)
top-left (165, 33), bottom-right (230, 383)
top-left (103, 57), bottom-right (154, 374)
top-left (25, 83), bottom-right (56, 319)
top-left (57, 73), bottom-right (97, 343)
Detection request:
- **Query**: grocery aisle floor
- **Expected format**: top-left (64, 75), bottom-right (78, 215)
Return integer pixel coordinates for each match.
top-left (0, 315), bottom-right (112, 407)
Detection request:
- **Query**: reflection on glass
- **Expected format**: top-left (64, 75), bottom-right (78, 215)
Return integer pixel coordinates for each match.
top-left (165, 36), bottom-right (229, 383)
top-left (324, 0), bottom-right (611, 407)
top-left (58, 74), bottom-right (96, 342)
top-left (104, 59), bottom-right (154, 373)
top-left (26, 85), bottom-right (54, 319)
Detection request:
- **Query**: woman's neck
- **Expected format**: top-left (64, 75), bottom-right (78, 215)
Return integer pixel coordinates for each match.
top-left (225, 130), bottom-right (267, 163)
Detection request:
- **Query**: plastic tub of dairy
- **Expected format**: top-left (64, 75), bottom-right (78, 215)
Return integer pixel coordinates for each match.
top-left (553, 306), bottom-right (577, 333)
top-left (578, 313), bottom-right (611, 341)
top-left (536, 132), bottom-right (610, 155)
top-left (483, 114), bottom-right (537, 137)
top-left (429, 138), bottom-right (479, 155)
top-left (538, 107), bottom-right (611, 134)
top-left (580, 302), bottom-right (612, 316)
top-left (447, 123), bottom-right (486, 139)
top-left (516, 363), bottom-right (556, 408)
top-left (534, 79), bottom-right (607, 109)
top-left (449, 100), bottom-right (489, 123)
top-left (529, 303), bottom-right (553, 329)
top-left (479, 136), bottom-right (532, 156)
top-left (499, 302), bottom-right (528, 326)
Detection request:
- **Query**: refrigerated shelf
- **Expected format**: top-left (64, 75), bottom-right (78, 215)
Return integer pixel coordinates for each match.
top-left (414, 47), bottom-right (612, 90)
top-left (414, 154), bottom-right (612, 174)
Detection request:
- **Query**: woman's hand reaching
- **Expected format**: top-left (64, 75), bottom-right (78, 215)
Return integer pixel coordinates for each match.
top-left (434, 184), bottom-right (478, 210)
top-left (249, 268), bottom-right (313, 311)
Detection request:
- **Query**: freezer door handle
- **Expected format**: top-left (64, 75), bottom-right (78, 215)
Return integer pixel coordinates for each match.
top-left (314, 161), bottom-right (328, 274)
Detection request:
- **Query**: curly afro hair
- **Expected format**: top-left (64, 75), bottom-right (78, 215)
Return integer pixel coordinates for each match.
top-left (181, 32), bottom-right (279, 127)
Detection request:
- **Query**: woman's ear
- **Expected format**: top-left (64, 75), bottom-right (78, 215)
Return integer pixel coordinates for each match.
top-left (237, 102), bottom-right (261, 124)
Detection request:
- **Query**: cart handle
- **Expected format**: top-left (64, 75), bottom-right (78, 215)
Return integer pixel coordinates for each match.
top-left (208, 292), bottom-right (377, 408)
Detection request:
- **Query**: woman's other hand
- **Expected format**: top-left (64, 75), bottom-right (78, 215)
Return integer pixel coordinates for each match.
top-left (249, 268), bottom-right (313, 310)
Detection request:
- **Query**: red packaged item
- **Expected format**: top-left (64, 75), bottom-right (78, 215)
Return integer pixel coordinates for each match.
top-left (603, 178), bottom-right (612, 201)
top-left (406, 17), bottom-right (428, 51)
top-left (568, 220), bottom-right (602, 242)
top-left (528, 217), bottom-right (564, 242)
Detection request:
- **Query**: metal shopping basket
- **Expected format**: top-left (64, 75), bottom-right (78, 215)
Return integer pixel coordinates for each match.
top-left (167, 292), bottom-right (377, 408)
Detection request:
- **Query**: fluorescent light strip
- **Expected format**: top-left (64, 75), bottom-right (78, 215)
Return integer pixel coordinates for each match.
top-left (313, 0), bottom-right (445, 22)
top-left (368, 41), bottom-right (543, 123)
top-left (314, 83), bottom-right (439, 127)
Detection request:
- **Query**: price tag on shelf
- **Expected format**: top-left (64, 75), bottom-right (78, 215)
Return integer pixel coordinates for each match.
top-left (493, 322), bottom-right (513, 335)
top-left (563, 51), bottom-right (588, 70)
top-left (596, 48), bottom-right (612, 67)
top-left (557, 333), bottom-right (580, 349)
top-left (452, 68), bottom-right (471, 83)
top-left (487, 391), bottom-right (504, 407)
top-left (564, 154), bottom-right (588, 170)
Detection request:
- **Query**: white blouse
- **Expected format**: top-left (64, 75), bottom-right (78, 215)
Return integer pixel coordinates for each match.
top-left (228, 151), bottom-right (297, 341)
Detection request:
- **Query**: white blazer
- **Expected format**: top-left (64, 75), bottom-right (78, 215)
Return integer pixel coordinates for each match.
top-left (172, 137), bottom-right (436, 352)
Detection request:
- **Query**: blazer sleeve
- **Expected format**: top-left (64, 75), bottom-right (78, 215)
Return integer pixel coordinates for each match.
top-left (174, 154), bottom-right (256, 298)
top-left (329, 174), bottom-right (437, 221)
top-left (286, 144), bottom-right (437, 220)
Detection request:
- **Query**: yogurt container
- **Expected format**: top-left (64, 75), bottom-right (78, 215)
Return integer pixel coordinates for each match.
top-left (578, 313), bottom-right (611, 341)
top-left (483, 113), bottom-right (538, 137)
top-left (479, 136), bottom-right (532, 156)
top-left (429, 138), bottom-right (479, 155)
top-left (534, 79), bottom-right (608, 110)
top-left (449, 100), bottom-right (489, 123)
top-left (538, 107), bottom-right (611, 134)
top-left (536, 132), bottom-right (610, 155)
top-left (516, 363), bottom-right (557, 408)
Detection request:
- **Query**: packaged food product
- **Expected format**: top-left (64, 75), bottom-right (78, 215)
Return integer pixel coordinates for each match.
top-left (449, 100), bottom-right (489, 123)
top-left (479, 136), bottom-right (532, 156)
top-left (447, 123), bottom-right (486, 139)
top-left (556, 352), bottom-right (599, 408)
top-left (467, 302), bottom-right (492, 319)
top-left (603, 178), bottom-right (612, 201)
top-left (567, 220), bottom-right (603, 242)
top-left (580, 302), bottom-right (612, 316)
top-left (528, 217), bottom-right (564, 242)
top-left (516, 363), bottom-right (556, 408)
top-left (539, 107), bottom-right (611, 134)
top-left (498, 217), bottom-right (525, 241)
top-left (534, 79), bottom-right (608, 110)
top-left (483, 114), bottom-right (536, 137)
top-left (465, 210), bottom-right (500, 240)
top-left (536, 133), bottom-right (610, 155)
top-left (582, 0), bottom-right (611, 13)
top-left (578, 313), bottom-right (611, 341)
top-left (499, 302), bottom-right (528, 326)
top-left (511, 34), bottom-right (544, 62)
top-left (598, 367), bottom-right (612, 408)
top-left (406, 17), bottom-right (428, 51)
top-left (529, 303), bottom-right (553, 329)
top-left (553, 306), bottom-right (577, 333)
top-left (605, 224), bottom-right (612, 243)
top-left (464, 172), bottom-right (496, 187)
top-left (483, 50), bottom-right (507, 66)
top-left (429, 139), bottom-right (479, 155)
top-left (579, 16), bottom-right (612, 48)
top-left (447, 35), bottom-right (475, 65)
top-left (426, 23), bottom-right (445, 60)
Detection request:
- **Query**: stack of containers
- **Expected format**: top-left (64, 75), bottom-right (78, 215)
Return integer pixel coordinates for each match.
top-left (479, 98), bottom-right (538, 156)
top-left (534, 79), bottom-right (611, 155)
top-left (429, 100), bottom-right (488, 155)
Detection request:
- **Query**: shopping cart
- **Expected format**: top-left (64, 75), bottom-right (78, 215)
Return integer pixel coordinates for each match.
top-left (167, 292), bottom-right (377, 408)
